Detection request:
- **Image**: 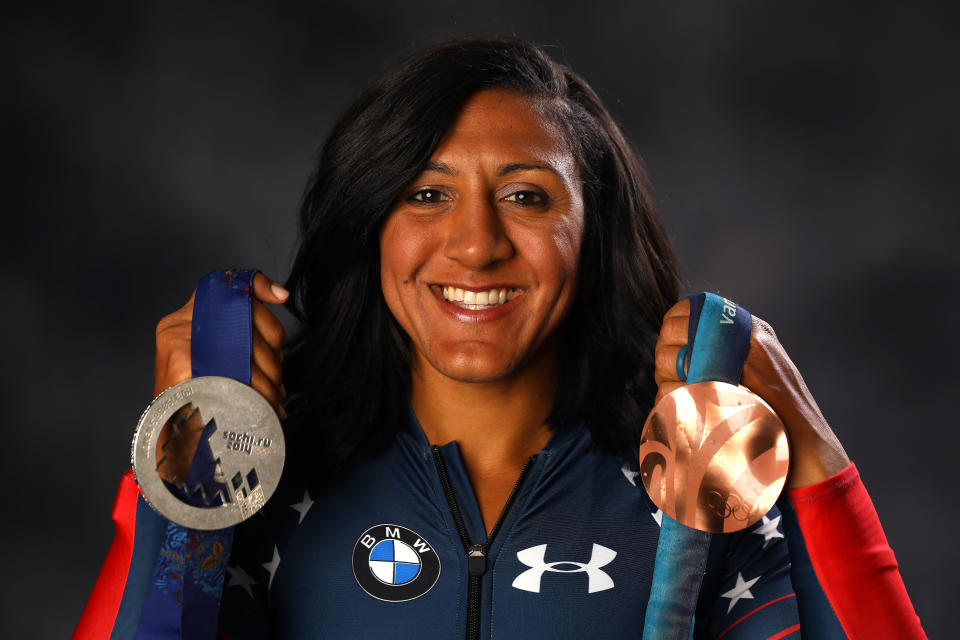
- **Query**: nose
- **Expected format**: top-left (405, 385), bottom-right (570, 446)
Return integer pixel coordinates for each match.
top-left (443, 195), bottom-right (514, 268)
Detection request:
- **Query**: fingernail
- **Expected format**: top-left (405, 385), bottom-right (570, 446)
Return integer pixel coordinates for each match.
top-left (271, 283), bottom-right (289, 301)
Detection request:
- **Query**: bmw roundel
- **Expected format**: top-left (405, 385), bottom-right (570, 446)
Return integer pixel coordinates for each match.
top-left (352, 524), bottom-right (441, 601)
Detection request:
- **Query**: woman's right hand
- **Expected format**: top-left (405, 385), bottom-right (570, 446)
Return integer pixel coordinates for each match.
top-left (153, 272), bottom-right (290, 418)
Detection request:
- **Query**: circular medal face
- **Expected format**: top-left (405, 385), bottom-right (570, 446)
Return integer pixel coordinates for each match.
top-left (131, 376), bottom-right (285, 530)
top-left (639, 381), bottom-right (789, 533)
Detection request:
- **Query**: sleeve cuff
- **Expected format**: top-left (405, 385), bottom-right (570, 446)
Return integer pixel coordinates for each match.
top-left (786, 462), bottom-right (859, 505)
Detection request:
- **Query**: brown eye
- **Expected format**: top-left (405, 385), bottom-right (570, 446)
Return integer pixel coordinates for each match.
top-left (504, 190), bottom-right (546, 206)
top-left (408, 189), bottom-right (449, 204)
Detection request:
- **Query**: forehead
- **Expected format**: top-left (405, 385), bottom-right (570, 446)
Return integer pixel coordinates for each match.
top-left (432, 89), bottom-right (575, 170)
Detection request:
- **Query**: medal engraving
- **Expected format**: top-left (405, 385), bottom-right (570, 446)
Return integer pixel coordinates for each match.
top-left (132, 376), bottom-right (285, 530)
top-left (639, 381), bottom-right (788, 533)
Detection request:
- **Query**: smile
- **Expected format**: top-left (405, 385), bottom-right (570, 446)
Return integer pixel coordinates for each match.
top-left (441, 286), bottom-right (517, 310)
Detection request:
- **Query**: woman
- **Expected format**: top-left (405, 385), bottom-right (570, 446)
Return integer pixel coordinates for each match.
top-left (77, 37), bottom-right (924, 639)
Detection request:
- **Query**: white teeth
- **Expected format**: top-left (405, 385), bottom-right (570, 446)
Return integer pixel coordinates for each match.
top-left (441, 286), bottom-right (515, 310)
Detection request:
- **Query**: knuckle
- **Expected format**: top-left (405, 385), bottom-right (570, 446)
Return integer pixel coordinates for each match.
top-left (167, 349), bottom-right (191, 375)
top-left (259, 385), bottom-right (280, 406)
top-left (662, 299), bottom-right (689, 321)
top-left (654, 346), bottom-right (675, 372)
top-left (753, 316), bottom-right (778, 341)
top-left (155, 316), bottom-right (173, 342)
top-left (665, 316), bottom-right (688, 339)
top-left (653, 352), bottom-right (680, 386)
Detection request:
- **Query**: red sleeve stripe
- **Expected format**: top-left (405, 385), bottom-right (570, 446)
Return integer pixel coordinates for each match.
top-left (787, 463), bottom-right (926, 639)
top-left (717, 593), bottom-right (796, 639)
top-left (220, 596), bottom-right (269, 629)
top-left (766, 623), bottom-right (801, 640)
top-left (73, 471), bottom-right (140, 639)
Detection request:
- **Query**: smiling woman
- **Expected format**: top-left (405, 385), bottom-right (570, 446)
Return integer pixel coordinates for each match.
top-left (77, 37), bottom-right (924, 640)
top-left (380, 90), bottom-right (585, 388)
top-left (380, 89), bottom-right (589, 529)
top-left (281, 38), bottom-right (680, 499)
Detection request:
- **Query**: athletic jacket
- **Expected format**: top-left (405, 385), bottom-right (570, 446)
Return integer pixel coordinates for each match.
top-left (74, 411), bottom-right (926, 639)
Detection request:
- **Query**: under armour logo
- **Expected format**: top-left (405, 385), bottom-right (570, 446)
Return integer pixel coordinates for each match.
top-left (512, 544), bottom-right (616, 594)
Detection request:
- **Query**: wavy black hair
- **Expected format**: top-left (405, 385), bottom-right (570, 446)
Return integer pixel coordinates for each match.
top-left (282, 37), bottom-right (680, 491)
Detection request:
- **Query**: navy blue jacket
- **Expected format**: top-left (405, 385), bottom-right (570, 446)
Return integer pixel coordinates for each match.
top-left (217, 414), bottom-right (799, 639)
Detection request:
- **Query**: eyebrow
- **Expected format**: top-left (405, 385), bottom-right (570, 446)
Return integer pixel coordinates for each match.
top-left (421, 161), bottom-right (560, 177)
top-left (497, 162), bottom-right (559, 177)
top-left (423, 161), bottom-right (458, 176)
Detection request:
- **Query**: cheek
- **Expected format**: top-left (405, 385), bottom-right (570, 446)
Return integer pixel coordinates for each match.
top-left (379, 218), bottom-right (431, 317)
top-left (538, 213), bottom-right (585, 290)
top-left (380, 218), bottom-right (412, 278)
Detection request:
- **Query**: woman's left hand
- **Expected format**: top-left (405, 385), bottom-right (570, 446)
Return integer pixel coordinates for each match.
top-left (654, 299), bottom-right (850, 490)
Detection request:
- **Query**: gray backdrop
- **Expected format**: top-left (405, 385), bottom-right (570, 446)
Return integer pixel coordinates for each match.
top-left (4, 2), bottom-right (957, 637)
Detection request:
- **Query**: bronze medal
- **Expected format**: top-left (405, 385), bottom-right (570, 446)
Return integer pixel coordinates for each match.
top-left (639, 381), bottom-right (789, 533)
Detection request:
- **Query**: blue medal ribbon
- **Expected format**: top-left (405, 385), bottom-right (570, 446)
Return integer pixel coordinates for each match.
top-left (191, 269), bottom-right (258, 383)
top-left (132, 269), bottom-right (258, 640)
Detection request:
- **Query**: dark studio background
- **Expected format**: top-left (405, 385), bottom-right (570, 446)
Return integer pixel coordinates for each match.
top-left (4, 2), bottom-right (957, 637)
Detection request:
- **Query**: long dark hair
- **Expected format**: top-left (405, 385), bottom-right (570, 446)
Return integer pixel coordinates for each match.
top-left (283, 37), bottom-right (680, 491)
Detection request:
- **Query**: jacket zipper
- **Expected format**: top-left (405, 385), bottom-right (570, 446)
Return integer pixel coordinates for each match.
top-left (431, 445), bottom-right (536, 640)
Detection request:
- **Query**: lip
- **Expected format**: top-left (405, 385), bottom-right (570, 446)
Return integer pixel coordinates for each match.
top-left (429, 283), bottom-right (524, 323)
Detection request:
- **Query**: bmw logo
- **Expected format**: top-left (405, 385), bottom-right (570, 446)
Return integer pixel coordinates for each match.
top-left (352, 524), bottom-right (441, 602)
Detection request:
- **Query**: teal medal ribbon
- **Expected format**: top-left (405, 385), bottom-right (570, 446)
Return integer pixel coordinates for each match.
top-left (641, 292), bottom-right (757, 640)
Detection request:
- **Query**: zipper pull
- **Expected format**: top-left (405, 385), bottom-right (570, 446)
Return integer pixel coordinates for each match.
top-left (468, 544), bottom-right (487, 576)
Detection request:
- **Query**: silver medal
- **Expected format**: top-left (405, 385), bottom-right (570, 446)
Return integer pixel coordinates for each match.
top-left (131, 376), bottom-right (285, 530)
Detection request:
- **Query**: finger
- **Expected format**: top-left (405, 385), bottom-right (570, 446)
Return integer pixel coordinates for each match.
top-left (252, 330), bottom-right (283, 385)
top-left (154, 342), bottom-right (192, 396)
top-left (252, 272), bottom-right (289, 305)
top-left (252, 299), bottom-right (286, 351)
top-left (655, 381), bottom-right (684, 405)
top-left (662, 298), bottom-right (691, 321)
top-left (655, 314), bottom-right (689, 349)
top-left (251, 363), bottom-right (284, 412)
top-left (654, 345), bottom-right (685, 385)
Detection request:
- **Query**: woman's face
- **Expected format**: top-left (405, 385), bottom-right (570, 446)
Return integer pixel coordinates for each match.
top-left (380, 89), bottom-right (585, 384)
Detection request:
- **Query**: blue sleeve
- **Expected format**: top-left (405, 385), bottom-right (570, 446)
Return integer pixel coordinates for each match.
top-left (777, 496), bottom-right (847, 637)
top-left (214, 510), bottom-right (276, 639)
top-left (698, 504), bottom-right (801, 639)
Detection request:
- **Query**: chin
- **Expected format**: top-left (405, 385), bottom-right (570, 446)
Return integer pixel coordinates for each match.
top-left (436, 361), bottom-right (518, 384)
top-left (429, 349), bottom-right (523, 383)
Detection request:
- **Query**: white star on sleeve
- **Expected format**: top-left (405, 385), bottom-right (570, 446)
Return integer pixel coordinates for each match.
top-left (620, 463), bottom-right (639, 487)
top-left (262, 546), bottom-right (281, 591)
top-left (720, 572), bottom-right (761, 613)
top-left (289, 490), bottom-right (314, 525)
top-left (751, 515), bottom-right (784, 548)
top-left (225, 563), bottom-right (257, 600)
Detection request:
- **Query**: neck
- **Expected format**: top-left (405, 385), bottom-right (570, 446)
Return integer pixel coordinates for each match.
top-left (410, 347), bottom-right (557, 476)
